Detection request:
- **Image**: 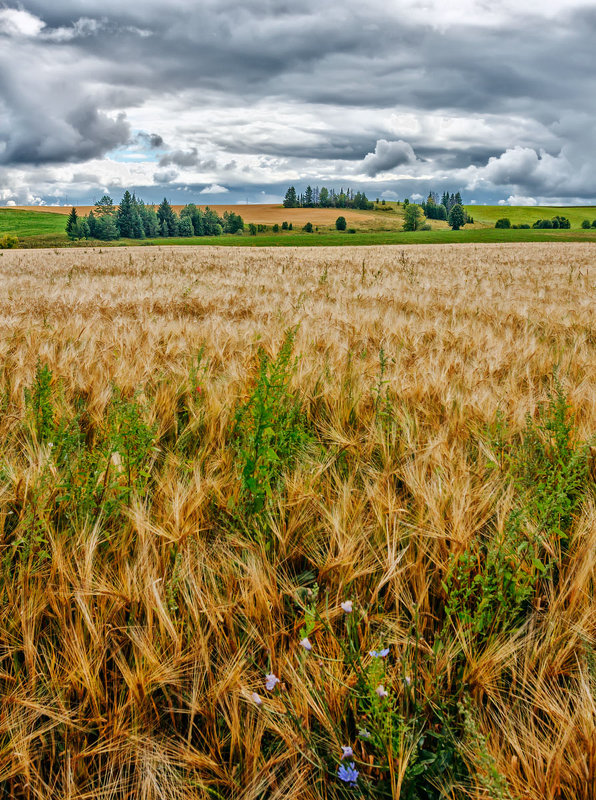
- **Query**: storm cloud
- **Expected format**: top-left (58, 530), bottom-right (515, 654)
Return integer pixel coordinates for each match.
top-left (0, 0), bottom-right (595, 205)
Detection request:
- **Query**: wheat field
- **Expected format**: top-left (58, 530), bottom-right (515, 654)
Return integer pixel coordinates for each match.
top-left (0, 243), bottom-right (595, 800)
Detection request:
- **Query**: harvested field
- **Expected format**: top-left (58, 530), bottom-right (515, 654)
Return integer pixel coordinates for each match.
top-left (9, 203), bottom-right (381, 226)
top-left (1, 243), bottom-right (595, 799)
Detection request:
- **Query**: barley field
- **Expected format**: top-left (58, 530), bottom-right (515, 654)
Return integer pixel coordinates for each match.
top-left (0, 243), bottom-right (595, 800)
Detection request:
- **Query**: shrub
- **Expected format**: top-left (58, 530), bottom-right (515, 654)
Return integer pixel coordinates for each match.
top-left (248, 223), bottom-right (257, 236)
top-left (0, 234), bottom-right (19, 249)
top-left (272, 224), bottom-right (279, 233)
top-left (288, 223), bottom-right (293, 230)
top-left (302, 222), bottom-right (313, 233)
top-left (495, 218), bottom-right (511, 229)
top-left (281, 221), bottom-right (288, 230)
top-left (347, 228), bottom-right (356, 234)
top-left (581, 219), bottom-right (591, 229)
top-left (592, 220), bottom-right (596, 228)
top-left (335, 216), bottom-right (347, 231)
top-left (420, 223), bottom-right (432, 231)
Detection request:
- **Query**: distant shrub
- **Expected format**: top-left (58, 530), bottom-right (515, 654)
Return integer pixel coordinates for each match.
top-left (581, 219), bottom-right (591, 229)
top-left (281, 221), bottom-right (288, 230)
top-left (272, 223), bottom-right (279, 233)
top-left (533, 219), bottom-right (553, 229)
top-left (248, 223), bottom-right (257, 236)
top-left (335, 216), bottom-right (347, 231)
top-left (288, 223), bottom-right (293, 230)
top-left (302, 222), bottom-right (313, 233)
top-left (347, 228), bottom-right (356, 234)
top-left (495, 218), bottom-right (511, 229)
top-left (0, 234), bottom-right (19, 249)
top-left (592, 220), bottom-right (596, 228)
top-left (420, 223), bottom-right (432, 231)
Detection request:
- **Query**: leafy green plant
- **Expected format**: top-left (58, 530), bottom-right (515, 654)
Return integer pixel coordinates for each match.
top-left (233, 327), bottom-right (311, 515)
top-left (24, 361), bottom-right (55, 442)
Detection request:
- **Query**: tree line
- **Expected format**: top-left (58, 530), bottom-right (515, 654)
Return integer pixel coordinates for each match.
top-left (283, 186), bottom-right (375, 210)
top-left (66, 192), bottom-right (244, 241)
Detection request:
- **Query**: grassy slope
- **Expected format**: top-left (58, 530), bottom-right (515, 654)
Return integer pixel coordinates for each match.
top-left (3, 206), bottom-right (596, 248)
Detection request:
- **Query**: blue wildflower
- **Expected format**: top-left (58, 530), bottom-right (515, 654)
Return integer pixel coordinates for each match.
top-left (369, 647), bottom-right (390, 658)
top-left (338, 762), bottom-right (359, 786)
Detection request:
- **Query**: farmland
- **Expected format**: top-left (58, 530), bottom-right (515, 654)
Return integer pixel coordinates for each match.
top-left (2, 204), bottom-right (596, 248)
top-left (1, 243), bottom-right (595, 799)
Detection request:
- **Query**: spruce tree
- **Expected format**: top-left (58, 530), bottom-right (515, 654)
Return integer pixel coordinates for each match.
top-left (117, 190), bottom-right (134, 238)
top-left (283, 186), bottom-right (298, 208)
top-left (65, 207), bottom-right (78, 240)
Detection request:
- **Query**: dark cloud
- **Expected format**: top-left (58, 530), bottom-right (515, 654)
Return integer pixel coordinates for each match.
top-left (362, 140), bottom-right (417, 176)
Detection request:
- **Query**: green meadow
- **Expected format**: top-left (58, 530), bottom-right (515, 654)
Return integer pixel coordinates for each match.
top-left (2, 205), bottom-right (596, 248)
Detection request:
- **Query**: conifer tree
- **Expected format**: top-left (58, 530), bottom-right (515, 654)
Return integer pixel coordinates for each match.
top-left (65, 207), bottom-right (78, 240)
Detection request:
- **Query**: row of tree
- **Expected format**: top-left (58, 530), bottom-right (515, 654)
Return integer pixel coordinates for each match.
top-left (283, 186), bottom-right (374, 210)
top-left (420, 191), bottom-right (474, 223)
top-left (66, 192), bottom-right (244, 241)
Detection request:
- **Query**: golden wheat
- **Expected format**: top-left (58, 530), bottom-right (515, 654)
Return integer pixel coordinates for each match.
top-left (0, 243), bottom-right (595, 799)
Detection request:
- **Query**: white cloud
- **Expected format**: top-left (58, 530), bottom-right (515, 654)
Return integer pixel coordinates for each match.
top-left (6, 199), bottom-right (16, 206)
top-left (503, 195), bottom-right (537, 206)
top-left (411, 192), bottom-right (423, 202)
top-left (200, 184), bottom-right (228, 194)
top-left (0, 9), bottom-right (45, 37)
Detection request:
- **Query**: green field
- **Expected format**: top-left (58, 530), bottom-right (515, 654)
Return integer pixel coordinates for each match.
top-left (466, 204), bottom-right (596, 228)
top-left (2, 205), bottom-right (596, 248)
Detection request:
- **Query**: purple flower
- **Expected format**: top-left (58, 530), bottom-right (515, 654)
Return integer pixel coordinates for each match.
top-left (299, 637), bottom-right (312, 652)
top-left (251, 692), bottom-right (263, 706)
top-left (340, 600), bottom-right (353, 614)
top-left (338, 762), bottom-right (359, 786)
top-left (265, 673), bottom-right (280, 691)
top-left (369, 648), bottom-right (390, 658)
top-left (375, 684), bottom-right (388, 698)
top-left (341, 745), bottom-right (354, 760)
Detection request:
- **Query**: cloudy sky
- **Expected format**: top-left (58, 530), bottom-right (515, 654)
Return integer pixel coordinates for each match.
top-left (1, 0), bottom-right (595, 206)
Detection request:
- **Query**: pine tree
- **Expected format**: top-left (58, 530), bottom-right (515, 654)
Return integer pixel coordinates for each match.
top-left (448, 204), bottom-right (465, 230)
top-left (304, 186), bottom-right (314, 207)
top-left (117, 190), bottom-right (134, 238)
top-left (157, 198), bottom-right (177, 236)
top-left (65, 207), bottom-right (78, 240)
top-left (283, 186), bottom-right (298, 208)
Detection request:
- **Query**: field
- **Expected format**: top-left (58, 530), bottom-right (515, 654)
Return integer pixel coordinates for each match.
top-left (469, 205), bottom-right (596, 228)
top-left (1, 243), bottom-right (595, 799)
top-left (2, 204), bottom-right (596, 249)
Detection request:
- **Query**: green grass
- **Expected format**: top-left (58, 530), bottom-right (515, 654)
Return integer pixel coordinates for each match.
top-left (3, 206), bottom-right (596, 249)
top-left (466, 204), bottom-right (596, 228)
top-left (0, 208), bottom-right (68, 238)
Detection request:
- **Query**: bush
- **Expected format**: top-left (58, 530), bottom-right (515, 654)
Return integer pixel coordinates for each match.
top-left (302, 222), bottom-right (313, 233)
top-left (281, 221), bottom-right (288, 230)
top-left (288, 223), bottom-right (293, 230)
top-left (248, 223), bottom-right (257, 236)
top-left (495, 218), bottom-right (511, 229)
top-left (0, 234), bottom-right (19, 249)
top-left (347, 228), bottom-right (356, 234)
top-left (420, 223), bottom-right (432, 231)
top-left (335, 216), bottom-right (347, 231)
top-left (272, 224), bottom-right (279, 233)
top-left (592, 220), bottom-right (596, 228)
top-left (581, 219), bottom-right (591, 229)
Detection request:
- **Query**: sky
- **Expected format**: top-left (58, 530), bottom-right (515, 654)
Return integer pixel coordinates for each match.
top-left (0, 0), bottom-right (595, 207)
